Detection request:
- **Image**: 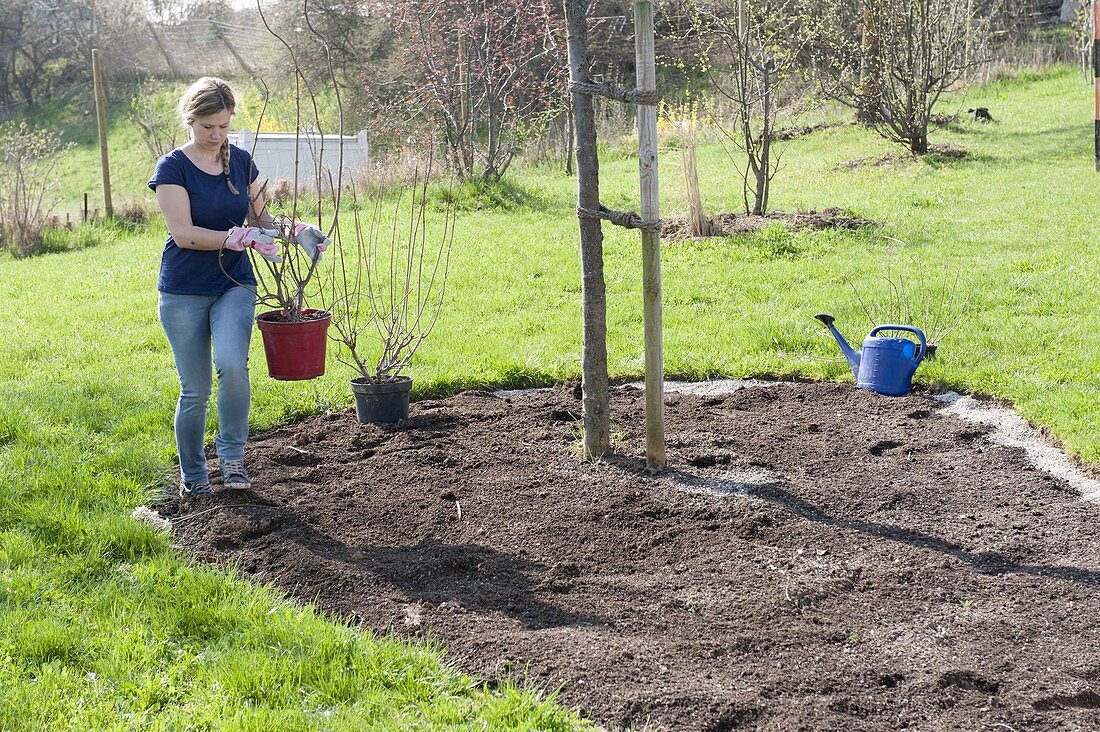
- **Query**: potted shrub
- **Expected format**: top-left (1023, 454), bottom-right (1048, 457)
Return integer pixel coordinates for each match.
top-left (219, 196), bottom-right (333, 380)
top-left (250, 213), bottom-right (333, 380)
top-left (236, 19), bottom-right (451, 400)
top-left (216, 76), bottom-right (336, 382)
top-left (322, 166), bottom-right (454, 423)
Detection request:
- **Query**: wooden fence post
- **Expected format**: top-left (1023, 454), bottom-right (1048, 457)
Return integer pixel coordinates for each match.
top-left (91, 49), bottom-right (113, 219)
top-left (1094, 0), bottom-right (1099, 171)
top-left (635, 0), bottom-right (665, 470)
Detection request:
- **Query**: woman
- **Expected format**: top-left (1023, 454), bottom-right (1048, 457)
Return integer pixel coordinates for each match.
top-left (148, 77), bottom-right (280, 501)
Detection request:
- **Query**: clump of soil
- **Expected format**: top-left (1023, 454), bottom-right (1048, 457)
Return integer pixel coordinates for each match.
top-left (773, 121), bottom-right (850, 141)
top-left (663, 207), bottom-right (879, 242)
top-left (929, 113), bottom-right (961, 127)
top-left (163, 382), bottom-right (1100, 731)
top-left (839, 144), bottom-right (970, 170)
top-left (926, 143), bottom-right (969, 159)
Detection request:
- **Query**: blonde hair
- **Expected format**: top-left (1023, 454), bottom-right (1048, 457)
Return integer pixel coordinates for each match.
top-left (178, 77), bottom-right (239, 194)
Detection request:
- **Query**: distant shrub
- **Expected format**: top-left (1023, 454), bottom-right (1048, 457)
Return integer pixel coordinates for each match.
top-left (0, 121), bottom-right (74, 257)
top-left (37, 221), bottom-right (121, 255)
top-left (268, 178), bottom-right (294, 206)
top-left (349, 146), bottom-right (437, 199)
top-left (112, 201), bottom-right (154, 231)
top-left (429, 178), bottom-right (534, 212)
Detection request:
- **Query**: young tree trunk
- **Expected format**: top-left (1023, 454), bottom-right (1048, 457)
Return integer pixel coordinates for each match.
top-left (564, 0), bottom-right (610, 459)
top-left (752, 157), bottom-right (767, 215)
top-left (856, 0), bottom-right (883, 124)
top-left (752, 71), bottom-right (772, 216)
top-left (458, 35), bottom-right (474, 176)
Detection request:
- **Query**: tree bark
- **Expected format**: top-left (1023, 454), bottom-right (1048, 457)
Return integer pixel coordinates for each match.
top-left (565, 102), bottom-right (575, 176)
top-left (564, 0), bottom-right (610, 459)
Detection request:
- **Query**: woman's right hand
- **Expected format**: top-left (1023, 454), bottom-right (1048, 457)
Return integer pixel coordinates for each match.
top-left (225, 226), bottom-right (279, 256)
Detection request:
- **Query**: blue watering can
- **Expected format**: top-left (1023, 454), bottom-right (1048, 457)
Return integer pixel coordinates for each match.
top-left (814, 313), bottom-right (927, 397)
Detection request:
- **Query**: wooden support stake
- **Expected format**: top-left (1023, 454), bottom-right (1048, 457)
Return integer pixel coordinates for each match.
top-left (635, 0), bottom-right (665, 471)
top-left (91, 49), bottom-right (113, 219)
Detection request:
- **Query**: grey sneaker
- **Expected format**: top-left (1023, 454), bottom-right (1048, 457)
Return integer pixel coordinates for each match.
top-left (179, 480), bottom-right (213, 499)
top-left (220, 458), bottom-right (251, 490)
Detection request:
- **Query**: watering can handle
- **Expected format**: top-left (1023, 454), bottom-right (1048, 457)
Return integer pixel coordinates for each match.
top-left (869, 325), bottom-right (927, 362)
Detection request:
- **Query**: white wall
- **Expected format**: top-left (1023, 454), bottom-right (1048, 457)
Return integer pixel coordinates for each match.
top-left (229, 129), bottom-right (369, 186)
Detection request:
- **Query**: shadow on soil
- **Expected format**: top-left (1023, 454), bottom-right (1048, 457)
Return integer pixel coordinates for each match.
top-left (200, 489), bottom-right (605, 631)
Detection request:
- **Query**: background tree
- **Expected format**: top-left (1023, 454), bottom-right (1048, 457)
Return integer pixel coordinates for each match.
top-left (128, 78), bottom-right (184, 162)
top-left (367, 0), bottom-right (568, 182)
top-left (0, 0), bottom-right (148, 113)
top-left (810, 0), bottom-right (991, 154)
top-left (689, 0), bottom-right (803, 215)
top-left (261, 0), bottom-right (391, 109)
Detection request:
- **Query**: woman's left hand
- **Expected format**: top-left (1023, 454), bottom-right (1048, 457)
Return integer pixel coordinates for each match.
top-left (284, 220), bottom-right (331, 260)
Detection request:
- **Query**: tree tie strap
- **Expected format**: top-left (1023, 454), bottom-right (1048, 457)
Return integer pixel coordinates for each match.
top-left (569, 80), bottom-right (658, 106)
top-left (577, 205), bottom-right (663, 233)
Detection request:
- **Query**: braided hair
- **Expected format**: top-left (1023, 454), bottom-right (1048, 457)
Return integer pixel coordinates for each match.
top-left (177, 77), bottom-right (240, 195)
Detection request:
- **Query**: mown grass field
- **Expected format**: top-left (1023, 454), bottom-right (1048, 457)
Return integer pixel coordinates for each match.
top-left (1, 66), bottom-right (1098, 729)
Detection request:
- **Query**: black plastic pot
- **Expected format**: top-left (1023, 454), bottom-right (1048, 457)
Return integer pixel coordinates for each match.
top-left (350, 376), bottom-right (412, 424)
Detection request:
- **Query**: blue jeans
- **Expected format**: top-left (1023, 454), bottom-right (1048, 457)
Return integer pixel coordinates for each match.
top-left (158, 287), bottom-right (255, 484)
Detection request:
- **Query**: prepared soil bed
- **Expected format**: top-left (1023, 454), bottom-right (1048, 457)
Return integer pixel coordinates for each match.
top-left (163, 382), bottom-right (1100, 731)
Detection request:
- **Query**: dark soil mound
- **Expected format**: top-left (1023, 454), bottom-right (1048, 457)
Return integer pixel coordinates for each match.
top-left (838, 144), bottom-right (970, 170)
top-left (163, 382), bottom-right (1100, 731)
top-left (773, 121), bottom-right (850, 140)
top-left (663, 208), bottom-right (878, 241)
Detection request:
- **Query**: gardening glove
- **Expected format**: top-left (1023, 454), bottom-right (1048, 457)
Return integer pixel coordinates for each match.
top-left (226, 226), bottom-right (282, 263)
top-left (289, 221), bottom-right (332, 261)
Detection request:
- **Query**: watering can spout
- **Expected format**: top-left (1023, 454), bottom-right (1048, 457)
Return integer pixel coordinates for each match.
top-left (814, 313), bottom-right (861, 378)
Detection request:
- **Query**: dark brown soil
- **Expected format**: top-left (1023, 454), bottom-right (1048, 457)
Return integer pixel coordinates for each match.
top-left (662, 208), bottom-right (879, 241)
top-left (838, 144), bottom-right (971, 170)
top-left (773, 121), bottom-right (850, 141)
top-left (163, 382), bottom-right (1100, 731)
top-left (255, 308), bottom-right (331, 323)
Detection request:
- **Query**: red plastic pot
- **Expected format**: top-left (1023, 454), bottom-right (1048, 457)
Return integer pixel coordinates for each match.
top-left (255, 309), bottom-right (332, 380)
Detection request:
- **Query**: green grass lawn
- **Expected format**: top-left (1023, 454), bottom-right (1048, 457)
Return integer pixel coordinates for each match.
top-left (1, 65), bottom-right (1098, 729)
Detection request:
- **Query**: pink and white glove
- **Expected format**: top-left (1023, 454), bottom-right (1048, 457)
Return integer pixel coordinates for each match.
top-left (289, 221), bottom-right (331, 260)
top-left (225, 226), bottom-right (281, 263)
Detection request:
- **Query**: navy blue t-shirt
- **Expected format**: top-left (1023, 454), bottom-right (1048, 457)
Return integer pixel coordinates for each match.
top-left (148, 145), bottom-right (260, 296)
